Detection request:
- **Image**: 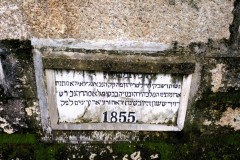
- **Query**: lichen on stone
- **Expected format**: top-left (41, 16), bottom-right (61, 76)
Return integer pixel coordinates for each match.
top-left (0, 117), bottom-right (14, 134)
top-left (216, 107), bottom-right (240, 131)
top-left (210, 63), bottom-right (225, 92)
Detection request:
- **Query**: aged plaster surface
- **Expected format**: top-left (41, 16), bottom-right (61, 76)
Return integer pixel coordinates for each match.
top-left (216, 107), bottom-right (240, 131)
top-left (210, 63), bottom-right (225, 93)
top-left (0, 0), bottom-right (234, 45)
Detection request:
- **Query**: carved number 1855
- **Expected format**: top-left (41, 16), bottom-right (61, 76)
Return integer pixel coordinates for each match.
top-left (103, 111), bottom-right (136, 123)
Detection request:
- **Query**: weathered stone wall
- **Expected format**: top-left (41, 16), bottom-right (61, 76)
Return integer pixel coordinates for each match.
top-left (0, 0), bottom-right (234, 45)
top-left (0, 40), bottom-right (38, 133)
top-left (0, 0), bottom-right (240, 159)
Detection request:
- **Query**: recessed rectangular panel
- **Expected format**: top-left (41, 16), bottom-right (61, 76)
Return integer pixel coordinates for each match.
top-left (45, 69), bottom-right (191, 131)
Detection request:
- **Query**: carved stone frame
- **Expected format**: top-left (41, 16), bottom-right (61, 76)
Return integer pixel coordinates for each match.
top-left (33, 48), bottom-right (194, 132)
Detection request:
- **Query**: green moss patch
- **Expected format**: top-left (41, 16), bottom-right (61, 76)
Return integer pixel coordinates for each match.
top-left (0, 134), bottom-right (36, 144)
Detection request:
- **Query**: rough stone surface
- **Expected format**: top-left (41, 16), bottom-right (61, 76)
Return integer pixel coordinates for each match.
top-left (0, 0), bottom-right (28, 39)
top-left (0, 0), bottom-right (234, 45)
top-left (0, 40), bottom-right (36, 98)
top-left (207, 57), bottom-right (240, 92)
top-left (217, 107), bottom-right (240, 131)
top-left (0, 100), bottom-right (27, 133)
top-left (0, 40), bottom-right (37, 134)
top-left (210, 63), bottom-right (225, 93)
top-left (221, 58), bottom-right (240, 91)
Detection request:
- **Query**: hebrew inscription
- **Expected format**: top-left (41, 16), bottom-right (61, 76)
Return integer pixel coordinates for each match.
top-left (54, 70), bottom-right (183, 125)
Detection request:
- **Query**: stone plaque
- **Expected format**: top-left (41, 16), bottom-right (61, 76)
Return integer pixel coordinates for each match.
top-left (45, 69), bottom-right (192, 131)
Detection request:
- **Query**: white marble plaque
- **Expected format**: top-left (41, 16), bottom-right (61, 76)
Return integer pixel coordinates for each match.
top-left (54, 70), bottom-right (183, 125)
top-left (44, 69), bottom-right (192, 131)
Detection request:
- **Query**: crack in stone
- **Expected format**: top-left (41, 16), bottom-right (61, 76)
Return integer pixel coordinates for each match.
top-left (229, 0), bottom-right (240, 48)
